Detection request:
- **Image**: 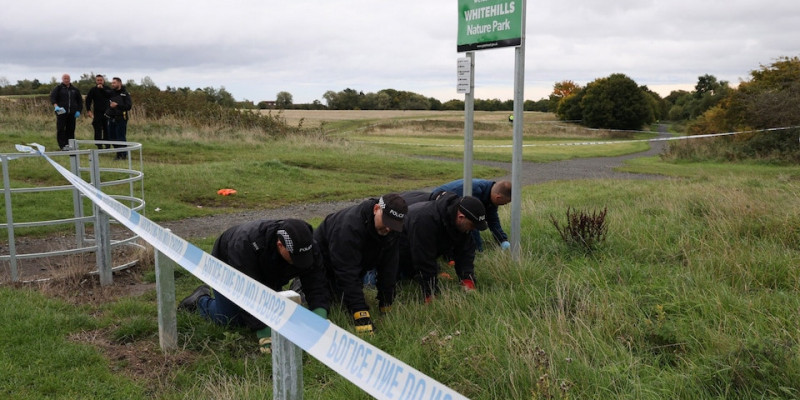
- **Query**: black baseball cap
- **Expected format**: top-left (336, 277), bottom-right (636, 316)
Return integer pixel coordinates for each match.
top-left (277, 219), bottom-right (315, 269)
top-left (378, 193), bottom-right (408, 232)
top-left (458, 196), bottom-right (488, 231)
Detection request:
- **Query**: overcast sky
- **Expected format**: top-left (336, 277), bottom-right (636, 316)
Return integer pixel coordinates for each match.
top-left (1, 0), bottom-right (798, 104)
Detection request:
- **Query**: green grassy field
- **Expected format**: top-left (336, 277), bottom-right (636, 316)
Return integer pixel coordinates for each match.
top-left (2, 108), bottom-right (799, 399)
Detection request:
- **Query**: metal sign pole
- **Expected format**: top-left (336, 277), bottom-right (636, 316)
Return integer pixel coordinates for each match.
top-left (463, 51), bottom-right (475, 196)
top-left (510, 0), bottom-right (527, 262)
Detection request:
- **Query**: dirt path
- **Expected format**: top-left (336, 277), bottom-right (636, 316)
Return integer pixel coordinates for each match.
top-left (162, 127), bottom-right (671, 240)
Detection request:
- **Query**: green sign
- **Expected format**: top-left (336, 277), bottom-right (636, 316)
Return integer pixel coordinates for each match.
top-left (457, 0), bottom-right (522, 52)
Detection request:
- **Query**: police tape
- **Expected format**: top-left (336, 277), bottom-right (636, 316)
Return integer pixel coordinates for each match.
top-left (353, 125), bottom-right (800, 148)
top-left (15, 143), bottom-right (469, 400)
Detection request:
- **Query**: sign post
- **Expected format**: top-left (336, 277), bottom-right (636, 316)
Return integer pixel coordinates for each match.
top-left (457, 0), bottom-right (525, 261)
top-left (458, 54), bottom-right (475, 196)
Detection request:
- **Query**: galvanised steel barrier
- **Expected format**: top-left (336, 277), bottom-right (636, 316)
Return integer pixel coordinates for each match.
top-left (1, 139), bottom-right (145, 284)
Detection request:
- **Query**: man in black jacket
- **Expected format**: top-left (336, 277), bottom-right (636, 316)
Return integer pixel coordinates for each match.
top-left (314, 193), bottom-right (407, 334)
top-left (49, 73), bottom-right (83, 150)
top-left (85, 74), bottom-right (110, 149)
top-left (399, 193), bottom-right (487, 302)
top-left (105, 77), bottom-right (132, 160)
top-left (179, 218), bottom-right (330, 354)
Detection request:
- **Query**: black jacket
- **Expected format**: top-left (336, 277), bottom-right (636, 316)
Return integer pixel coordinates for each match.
top-left (85, 85), bottom-right (110, 116)
top-left (314, 198), bottom-right (401, 313)
top-left (104, 86), bottom-right (132, 119)
top-left (211, 219), bottom-right (330, 331)
top-left (399, 190), bottom-right (435, 207)
top-left (399, 193), bottom-right (477, 296)
top-left (49, 83), bottom-right (83, 114)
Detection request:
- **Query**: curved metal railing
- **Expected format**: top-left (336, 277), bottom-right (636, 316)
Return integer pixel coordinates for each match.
top-left (1, 139), bottom-right (146, 282)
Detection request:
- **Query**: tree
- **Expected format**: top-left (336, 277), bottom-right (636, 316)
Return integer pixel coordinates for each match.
top-left (580, 73), bottom-right (653, 130)
top-left (549, 80), bottom-right (581, 113)
top-left (726, 56), bottom-right (800, 129)
top-left (556, 90), bottom-right (585, 121)
top-left (275, 91), bottom-right (293, 109)
top-left (140, 76), bottom-right (158, 89)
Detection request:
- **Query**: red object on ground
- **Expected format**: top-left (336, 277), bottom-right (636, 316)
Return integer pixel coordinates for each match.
top-left (461, 279), bottom-right (476, 291)
top-left (217, 188), bottom-right (237, 196)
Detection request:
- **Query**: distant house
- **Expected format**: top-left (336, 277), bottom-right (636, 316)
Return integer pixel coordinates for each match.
top-left (258, 100), bottom-right (277, 109)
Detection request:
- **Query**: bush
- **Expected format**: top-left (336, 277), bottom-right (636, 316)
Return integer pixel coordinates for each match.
top-left (550, 206), bottom-right (608, 252)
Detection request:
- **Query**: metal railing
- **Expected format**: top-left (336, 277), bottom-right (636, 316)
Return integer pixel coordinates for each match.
top-left (1, 139), bottom-right (145, 283)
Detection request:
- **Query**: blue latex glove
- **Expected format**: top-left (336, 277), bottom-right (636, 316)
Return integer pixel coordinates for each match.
top-left (74, 111), bottom-right (80, 118)
top-left (311, 307), bottom-right (328, 319)
top-left (500, 241), bottom-right (511, 250)
top-left (55, 106), bottom-right (66, 115)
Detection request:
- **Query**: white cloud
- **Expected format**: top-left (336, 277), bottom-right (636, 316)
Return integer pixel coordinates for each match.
top-left (1, 0), bottom-right (798, 103)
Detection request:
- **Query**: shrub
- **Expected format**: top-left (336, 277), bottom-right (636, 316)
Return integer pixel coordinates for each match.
top-left (550, 206), bottom-right (608, 252)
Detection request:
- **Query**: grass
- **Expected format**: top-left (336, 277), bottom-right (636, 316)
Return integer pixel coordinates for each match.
top-left (2, 108), bottom-right (800, 399)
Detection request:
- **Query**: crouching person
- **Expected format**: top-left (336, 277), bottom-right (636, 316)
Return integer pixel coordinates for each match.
top-left (179, 219), bottom-right (330, 354)
top-left (314, 193), bottom-right (407, 335)
top-left (399, 193), bottom-right (487, 301)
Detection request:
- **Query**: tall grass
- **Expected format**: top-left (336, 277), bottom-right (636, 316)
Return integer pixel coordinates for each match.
top-left (2, 106), bottom-right (800, 399)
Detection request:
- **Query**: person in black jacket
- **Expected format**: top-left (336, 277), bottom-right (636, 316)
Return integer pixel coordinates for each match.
top-left (85, 74), bottom-right (110, 149)
top-left (105, 77), bottom-right (132, 160)
top-left (399, 193), bottom-right (487, 302)
top-left (179, 218), bottom-right (330, 354)
top-left (49, 73), bottom-right (83, 150)
top-left (314, 193), bottom-right (407, 334)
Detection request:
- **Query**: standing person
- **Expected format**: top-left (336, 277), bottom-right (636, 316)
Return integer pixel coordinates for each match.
top-left (314, 193), bottom-right (407, 335)
top-left (178, 219), bottom-right (330, 354)
top-left (105, 77), bottom-right (132, 160)
top-left (49, 73), bottom-right (83, 151)
top-left (85, 74), bottom-right (110, 149)
top-left (399, 193), bottom-right (487, 301)
top-left (432, 179), bottom-right (512, 251)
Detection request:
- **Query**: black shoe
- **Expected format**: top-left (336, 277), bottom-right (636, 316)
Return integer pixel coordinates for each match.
top-left (178, 285), bottom-right (211, 312)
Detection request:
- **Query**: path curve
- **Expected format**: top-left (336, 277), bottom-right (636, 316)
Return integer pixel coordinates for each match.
top-left (162, 126), bottom-right (671, 239)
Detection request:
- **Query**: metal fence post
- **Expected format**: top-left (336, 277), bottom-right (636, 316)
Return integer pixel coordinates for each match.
top-left (67, 139), bottom-right (87, 248)
top-left (273, 290), bottom-right (303, 400)
top-left (1, 155), bottom-right (19, 282)
top-left (155, 243), bottom-right (178, 351)
top-left (89, 148), bottom-right (113, 285)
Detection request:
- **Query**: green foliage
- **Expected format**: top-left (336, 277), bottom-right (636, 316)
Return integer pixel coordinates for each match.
top-left (580, 73), bottom-right (654, 130)
top-left (666, 75), bottom-right (731, 121)
top-left (673, 56), bottom-right (800, 163)
top-left (275, 91), bottom-right (293, 109)
top-left (556, 90), bottom-right (585, 121)
top-left (5, 150), bottom-right (800, 399)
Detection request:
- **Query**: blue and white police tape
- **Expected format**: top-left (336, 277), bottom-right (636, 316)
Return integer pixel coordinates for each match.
top-left (15, 143), bottom-right (469, 400)
top-left (354, 125), bottom-right (800, 148)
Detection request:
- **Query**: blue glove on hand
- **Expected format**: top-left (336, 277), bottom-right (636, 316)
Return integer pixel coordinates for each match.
top-left (501, 241), bottom-right (511, 250)
top-left (55, 106), bottom-right (66, 115)
top-left (74, 111), bottom-right (80, 118)
top-left (311, 307), bottom-right (328, 319)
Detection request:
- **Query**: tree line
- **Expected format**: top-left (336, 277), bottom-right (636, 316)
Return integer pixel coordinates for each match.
top-left (0, 73), bottom-right (550, 113)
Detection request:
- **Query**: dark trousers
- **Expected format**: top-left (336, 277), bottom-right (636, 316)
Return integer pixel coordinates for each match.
top-left (55, 114), bottom-right (76, 149)
top-left (197, 291), bottom-right (247, 327)
top-left (108, 118), bottom-right (128, 159)
top-left (92, 117), bottom-right (109, 149)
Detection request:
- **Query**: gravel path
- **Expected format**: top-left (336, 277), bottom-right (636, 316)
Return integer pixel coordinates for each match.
top-left (2, 126), bottom-right (671, 282)
top-left (162, 126), bottom-right (671, 240)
